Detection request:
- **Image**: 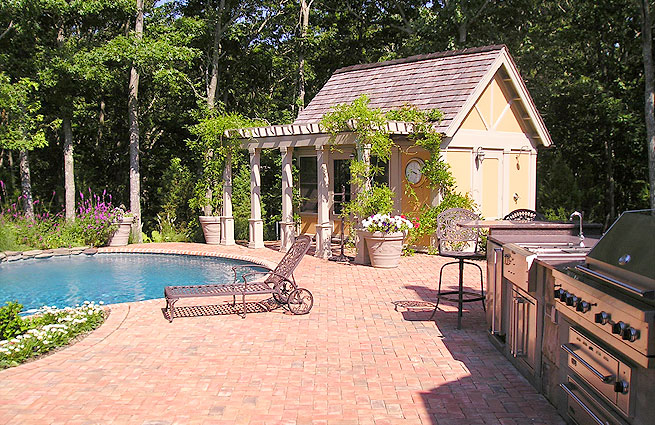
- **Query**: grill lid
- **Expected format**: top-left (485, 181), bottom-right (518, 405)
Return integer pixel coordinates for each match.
top-left (581, 210), bottom-right (655, 297)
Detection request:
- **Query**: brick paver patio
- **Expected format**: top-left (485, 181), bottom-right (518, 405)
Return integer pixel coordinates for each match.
top-left (0, 242), bottom-right (565, 425)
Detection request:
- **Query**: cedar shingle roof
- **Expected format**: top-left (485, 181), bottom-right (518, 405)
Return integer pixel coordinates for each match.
top-left (294, 45), bottom-right (505, 133)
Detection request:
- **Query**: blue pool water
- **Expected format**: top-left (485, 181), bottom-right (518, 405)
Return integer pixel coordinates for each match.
top-left (0, 253), bottom-right (265, 312)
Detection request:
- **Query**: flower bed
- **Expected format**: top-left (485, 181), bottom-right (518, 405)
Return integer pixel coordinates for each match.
top-left (0, 301), bottom-right (105, 369)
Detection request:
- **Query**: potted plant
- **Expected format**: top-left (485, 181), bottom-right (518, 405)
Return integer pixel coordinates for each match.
top-left (360, 214), bottom-right (413, 268)
top-left (187, 109), bottom-right (253, 245)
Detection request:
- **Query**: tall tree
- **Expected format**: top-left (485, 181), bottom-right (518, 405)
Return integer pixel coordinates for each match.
top-left (297, 0), bottom-right (313, 112)
top-left (640, 0), bottom-right (655, 210)
top-left (128, 0), bottom-right (145, 241)
top-left (0, 74), bottom-right (48, 218)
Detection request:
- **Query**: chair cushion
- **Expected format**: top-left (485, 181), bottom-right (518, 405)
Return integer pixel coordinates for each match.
top-left (439, 250), bottom-right (486, 260)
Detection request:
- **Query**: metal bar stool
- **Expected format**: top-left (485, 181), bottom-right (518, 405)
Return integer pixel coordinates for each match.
top-left (429, 208), bottom-right (485, 329)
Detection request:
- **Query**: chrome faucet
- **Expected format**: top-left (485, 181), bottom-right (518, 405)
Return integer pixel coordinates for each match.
top-left (570, 211), bottom-right (585, 246)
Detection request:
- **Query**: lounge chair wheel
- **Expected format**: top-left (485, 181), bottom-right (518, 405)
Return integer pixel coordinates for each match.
top-left (287, 288), bottom-right (313, 315)
top-left (273, 281), bottom-right (292, 304)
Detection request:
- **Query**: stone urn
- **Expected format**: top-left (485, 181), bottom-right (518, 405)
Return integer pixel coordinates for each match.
top-left (199, 216), bottom-right (221, 245)
top-left (108, 215), bottom-right (134, 247)
top-left (362, 230), bottom-right (406, 268)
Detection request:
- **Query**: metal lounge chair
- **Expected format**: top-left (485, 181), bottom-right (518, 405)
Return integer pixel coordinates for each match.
top-left (164, 235), bottom-right (313, 321)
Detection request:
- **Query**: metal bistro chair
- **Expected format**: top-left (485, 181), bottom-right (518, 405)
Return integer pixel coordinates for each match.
top-left (503, 208), bottom-right (545, 221)
top-left (430, 208), bottom-right (485, 329)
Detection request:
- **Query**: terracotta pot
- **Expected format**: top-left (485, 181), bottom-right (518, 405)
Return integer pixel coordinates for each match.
top-left (363, 231), bottom-right (405, 268)
top-left (108, 216), bottom-right (134, 247)
top-left (199, 215), bottom-right (221, 245)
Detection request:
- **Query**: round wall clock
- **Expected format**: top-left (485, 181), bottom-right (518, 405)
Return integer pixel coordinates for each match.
top-left (405, 158), bottom-right (425, 185)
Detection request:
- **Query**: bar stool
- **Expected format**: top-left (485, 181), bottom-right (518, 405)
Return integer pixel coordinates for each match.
top-left (429, 208), bottom-right (485, 329)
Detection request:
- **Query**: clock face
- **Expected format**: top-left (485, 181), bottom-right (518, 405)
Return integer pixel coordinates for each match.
top-left (405, 158), bottom-right (424, 185)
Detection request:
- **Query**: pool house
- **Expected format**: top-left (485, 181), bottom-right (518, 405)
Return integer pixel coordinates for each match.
top-left (223, 45), bottom-right (552, 258)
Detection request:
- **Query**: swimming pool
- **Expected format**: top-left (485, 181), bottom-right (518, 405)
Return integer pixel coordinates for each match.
top-left (0, 253), bottom-right (266, 312)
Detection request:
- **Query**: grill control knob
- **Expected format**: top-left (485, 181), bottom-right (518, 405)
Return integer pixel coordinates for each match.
top-left (560, 291), bottom-right (569, 302)
top-left (567, 295), bottom-right (580, 307)
top-left (612, 321), bottom-right (628, 336)
top-left (576, 301), bottom-right (592, 313)
top-left (622, 327), bottom-right (640, 342)
top-left (594, 311), bottom-right (611, 325)
top-left (554, 288), bottom-right (565, 299)
top-left (614, 380), bottom-right (629, 394)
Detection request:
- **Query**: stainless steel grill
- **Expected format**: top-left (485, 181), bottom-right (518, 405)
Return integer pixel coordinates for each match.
top-left (551, 210), bottom-right (655, 425)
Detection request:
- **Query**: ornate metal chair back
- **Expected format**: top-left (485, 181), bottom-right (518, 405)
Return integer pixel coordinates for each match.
top-left (436, 208), bottom-right (481, 253)
top-left (265, 234), bottom-right (312, 286)
top-left (503, 208), bottom-right (545, 221)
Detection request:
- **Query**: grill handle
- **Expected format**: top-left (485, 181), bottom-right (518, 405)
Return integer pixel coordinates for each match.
top-left (562, 344), bottom-right (613, 383)
top-left (560, 383), bottom-right (606, 425)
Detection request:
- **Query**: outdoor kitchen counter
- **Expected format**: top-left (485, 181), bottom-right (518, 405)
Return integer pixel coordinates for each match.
top-left (488, 233), bottom-right (600, 249)
top-left (460, 220), bottom-right (603, 236)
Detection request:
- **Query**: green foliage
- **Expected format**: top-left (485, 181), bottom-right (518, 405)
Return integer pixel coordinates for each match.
top-left (0, 302), bottom-right (28, 341)
top-left (187, 108), bottom-right (259, 215)
top-left (142, 214), bottom-right (189, 243)
top-left (342, 184), bottom-right (395, 219)
top-left (321, 95), bottom-right (395, 222)
top-left (0, 73), bottom-right (48, 152)
top-left (386, 104), bottom-right (453, 190)
top-left (405, 191), bottom-right (478, 249)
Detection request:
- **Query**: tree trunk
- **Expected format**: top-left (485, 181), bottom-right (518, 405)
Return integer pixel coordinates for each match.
top-left (128, 0), bottom-right (144, 242)
top-left (98, 97), bottom-right (105, 146)
top-left (18, 149), bottom-right (34, 219)
top-left (63, 116), bottom-right (75, 221)
top-left (202, 0), bottom-right (226, 215)
top-left (640, 0), bottom-right (655, 211)
top-left (297, 0), bottom-right (312, 113)
top-left (207, 0), bottom-right (225, 109)
top-left (57, 23), bottom-right (76, 222)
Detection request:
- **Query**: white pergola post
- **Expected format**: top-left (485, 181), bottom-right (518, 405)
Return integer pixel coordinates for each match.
top-left (280, 146), bottom-right (295, 252)
top-left (248, 147), bottom-right (264, 249)
top-left (220, 151), bottom-right (235, 245)
top-left (315, 145), bottom-right (332, 259)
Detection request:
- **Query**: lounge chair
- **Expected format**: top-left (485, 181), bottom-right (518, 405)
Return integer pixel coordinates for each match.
top-left (164, 235), bottom-right (313, 321)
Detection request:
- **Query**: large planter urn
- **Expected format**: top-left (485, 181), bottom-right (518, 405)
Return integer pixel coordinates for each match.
top-left (362, 230), bottom-right (406, 268)
top-left (108, 215), bottom-right (134, 247)
top-left (199, 215), bottom-right (221, 245)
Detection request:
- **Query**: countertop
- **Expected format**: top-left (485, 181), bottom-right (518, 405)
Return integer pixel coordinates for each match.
top-left (488, 233), bottom-right (601, 271)
top-left (460, 220), bottom-right (581, 229)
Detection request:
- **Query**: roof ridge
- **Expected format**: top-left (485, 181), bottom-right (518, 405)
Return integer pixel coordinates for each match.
top-left (333, 45), bottom-right (506, 75)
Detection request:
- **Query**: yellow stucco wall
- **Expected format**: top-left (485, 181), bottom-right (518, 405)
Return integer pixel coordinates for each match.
top-left (509, 153), bottom-right (531, 210)
top-left (447, 151), bottom-right (472, 195)
top-left (482, 157), bottom-right (499, 219)
top-left (461, 75), bottom-right (526, 133)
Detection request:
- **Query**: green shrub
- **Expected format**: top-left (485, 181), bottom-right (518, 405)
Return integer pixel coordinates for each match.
top-left (0, 301), bottom-right (28, 341)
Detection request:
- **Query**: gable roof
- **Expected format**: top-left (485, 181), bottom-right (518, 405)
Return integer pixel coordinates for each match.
top-left (294, 45), bottom-right (552, 146)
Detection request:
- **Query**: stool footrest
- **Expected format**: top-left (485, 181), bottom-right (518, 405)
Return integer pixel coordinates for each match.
top-left (434, 290), bottom-right (485, 303)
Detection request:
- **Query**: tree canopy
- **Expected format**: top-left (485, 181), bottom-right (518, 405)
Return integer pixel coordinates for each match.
top-left (0, 0), bottom-right (652, 237)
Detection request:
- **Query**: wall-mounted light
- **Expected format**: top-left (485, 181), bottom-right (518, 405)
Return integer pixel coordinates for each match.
top-left (515, 145), bottom-right (530, 169)
top-left (475, 146), bottom-right (485, 163)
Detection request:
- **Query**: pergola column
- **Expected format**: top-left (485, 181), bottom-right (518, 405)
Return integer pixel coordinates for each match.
top-left (220, 151), bottom-right (235, 245)
top-left (280, 146), bottom-right (295, 252)
top-left (248, 147), bottom-right (264, 249)
top-left (315, 145), bottom-right (332, 259)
